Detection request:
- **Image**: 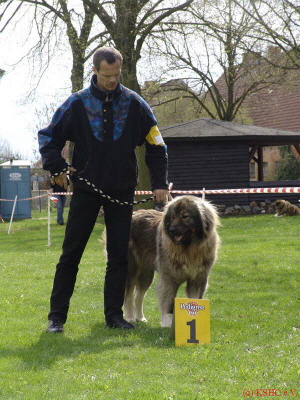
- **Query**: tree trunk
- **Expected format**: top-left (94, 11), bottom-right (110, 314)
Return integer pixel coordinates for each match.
top-left (71, 52), bottom-right (85, 93)
top-left (122, 61), bottom-right (141, 95)
top-left (115, 42), bottom-right (152, 197)
top-left (66, 51), bottom-right (85, 165)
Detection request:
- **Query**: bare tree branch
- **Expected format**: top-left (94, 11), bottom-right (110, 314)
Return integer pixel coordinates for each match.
top-left (149, 0), bottom-right (291, 122)
top-left (233, 0), bottom-right (300, 68)
top-left (136, 0), bottom-right (193, 55)
top-left (0, 1), bottom-right (22, 32)
top-left (84, 0), bottom-right (115, 33)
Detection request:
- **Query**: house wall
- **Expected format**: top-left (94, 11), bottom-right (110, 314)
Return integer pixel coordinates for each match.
top-left (166, 140), bottom-right (250, 205)
top-left (250, 146), bottom-right (281, 181)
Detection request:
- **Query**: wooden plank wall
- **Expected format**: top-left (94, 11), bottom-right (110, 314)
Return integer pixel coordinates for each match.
top-left (166, 140), bottom-right (250, 205)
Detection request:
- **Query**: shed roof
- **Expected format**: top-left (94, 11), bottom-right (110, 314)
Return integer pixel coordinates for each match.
top-left (161, 118), bottom-right (300, 146)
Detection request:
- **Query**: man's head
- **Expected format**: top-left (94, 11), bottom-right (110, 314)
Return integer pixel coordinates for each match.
top-left (92, 47), bottom-right (123, 92)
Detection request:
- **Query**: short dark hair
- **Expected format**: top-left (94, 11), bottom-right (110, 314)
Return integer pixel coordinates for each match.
top-left (93, 47), bottom-right (123, 71)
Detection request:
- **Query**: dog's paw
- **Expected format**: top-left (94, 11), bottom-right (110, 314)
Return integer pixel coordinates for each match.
top-left (161, 313), bottom-right (173, 328)
top-left (136, 317), bottom-right (148, 323)
top-left (124, 315), bottom-right (136, 323)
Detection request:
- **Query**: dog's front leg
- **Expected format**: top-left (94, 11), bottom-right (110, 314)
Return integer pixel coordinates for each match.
top-left (186, 275), bottom-right (208, 299)
top-left (156, 274), bottom-right (179, 328)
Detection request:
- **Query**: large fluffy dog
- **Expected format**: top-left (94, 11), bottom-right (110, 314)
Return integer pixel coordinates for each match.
top-left (274, 199), bottom-right (300, 216)
top-left (124, 196), bottom-right (220, 327)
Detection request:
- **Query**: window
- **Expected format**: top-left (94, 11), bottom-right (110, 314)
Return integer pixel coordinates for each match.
top-left (250, 162), bottom-right (256, 178)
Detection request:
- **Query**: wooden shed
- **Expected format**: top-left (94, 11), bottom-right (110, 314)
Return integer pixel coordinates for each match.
top-left (161, 118), bottom-right (300, 206)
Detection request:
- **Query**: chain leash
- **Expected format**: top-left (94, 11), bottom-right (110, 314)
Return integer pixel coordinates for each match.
top-left (77, 177), bottom-right (154, 206)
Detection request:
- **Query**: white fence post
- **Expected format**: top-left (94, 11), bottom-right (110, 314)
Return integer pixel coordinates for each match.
top-left (47, 192), bottom-right (51, 246)
top-left (8, 195), bottom-right (18, 234)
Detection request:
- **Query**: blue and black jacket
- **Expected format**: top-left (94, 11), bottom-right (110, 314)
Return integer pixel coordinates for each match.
top-left (38, 75), bottom-right (168, 192)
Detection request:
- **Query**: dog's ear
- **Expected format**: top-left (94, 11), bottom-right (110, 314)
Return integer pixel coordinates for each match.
top-left (163, 206), bottom-right (172, 235)
top-left (204, 208), bottom-right (216, 233)
top-left (196, 200), bottom-right (219, 238)
top-left (193, 210), bottom-right (205, 240)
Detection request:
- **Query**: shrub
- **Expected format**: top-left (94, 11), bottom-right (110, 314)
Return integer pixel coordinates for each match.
top-left (274, 146), bottom-right (300, 180)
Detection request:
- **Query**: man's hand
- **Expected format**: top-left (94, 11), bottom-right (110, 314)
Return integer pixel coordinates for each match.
top-left (51, 167), bottom-right (77, 190)
top-left (153, 189), bottom-right (172, 204)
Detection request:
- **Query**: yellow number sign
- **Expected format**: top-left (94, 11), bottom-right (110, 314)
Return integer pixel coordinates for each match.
top-left (173, 298), bottom-right (210, 346)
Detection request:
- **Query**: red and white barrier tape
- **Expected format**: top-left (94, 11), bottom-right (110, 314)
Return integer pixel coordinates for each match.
top-left (136, 187), bottom-right (300, 195)
top-left (0, 187), bottom-right (299, 202)
top-left (50, 192), bottom-right (73, 196)
top-left (0, 193), bottom-right (49, 202)
top-left (170, 187), bottom-right (300, 195)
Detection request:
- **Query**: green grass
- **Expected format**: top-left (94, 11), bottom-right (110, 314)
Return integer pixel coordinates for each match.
top-left (0, 210), bottom-right (299, 399)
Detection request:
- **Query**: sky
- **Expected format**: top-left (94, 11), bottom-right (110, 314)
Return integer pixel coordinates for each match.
top-left (0, 7), bottom-right (151, 162)
top-left (0, 0), bottom-right (197, 162)
top-left (0, 66), bottom-right (36, 161)
top-left (0, 58), bottom-right (71, 161)
top-left (0, 70), bottom-right (40, 161)
top-left (0, 0), bottom-right (79, 162)
top-left (0, 1), bottom-right (90, 162)
top-left (0, 21), bottom-right (72, 162)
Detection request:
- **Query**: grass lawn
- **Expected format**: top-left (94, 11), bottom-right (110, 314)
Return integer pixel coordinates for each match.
top-left (0, 208), bottom-right (299, 400)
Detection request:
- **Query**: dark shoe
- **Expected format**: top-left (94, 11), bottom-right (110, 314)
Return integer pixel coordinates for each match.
top-left (46, 319), bottom-right (64, 333)
top-left (106, 316), bottom-right (135, 330)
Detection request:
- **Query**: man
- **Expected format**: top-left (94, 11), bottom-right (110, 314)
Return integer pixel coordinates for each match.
top-left (38, 47), bottom-right (169, 333)
top-left (51, 181), bottom-right (67, 225)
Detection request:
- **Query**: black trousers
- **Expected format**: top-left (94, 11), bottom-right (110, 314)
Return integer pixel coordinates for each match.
top-left (48, 187), bottom-right (134, 324)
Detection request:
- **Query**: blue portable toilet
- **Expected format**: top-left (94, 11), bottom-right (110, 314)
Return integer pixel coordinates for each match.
top-left (0, 159), bottom-right (31, 219)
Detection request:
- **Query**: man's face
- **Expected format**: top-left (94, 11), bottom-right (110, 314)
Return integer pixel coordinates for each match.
top-left (93, 60), bottom-right (121, 92)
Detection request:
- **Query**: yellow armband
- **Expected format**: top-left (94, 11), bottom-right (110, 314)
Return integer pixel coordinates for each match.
top-left (145, 125), bottom-right (165, 146)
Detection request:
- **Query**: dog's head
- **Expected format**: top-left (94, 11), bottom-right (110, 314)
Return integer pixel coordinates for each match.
top-left (274, 199), bottom-right (287, 212)
top-left (163, 195), bottom-right (219, 245)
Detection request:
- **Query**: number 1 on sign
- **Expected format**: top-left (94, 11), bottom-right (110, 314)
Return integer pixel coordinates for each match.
top-left (187, 319), bottom-right (199, 343)
top-left (174, 298), bottom-right (210, 346)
